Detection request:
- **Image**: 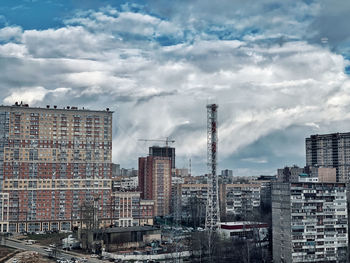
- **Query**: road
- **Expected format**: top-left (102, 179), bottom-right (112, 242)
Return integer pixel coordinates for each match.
top-left (1, 237), bottom-right (103, 263)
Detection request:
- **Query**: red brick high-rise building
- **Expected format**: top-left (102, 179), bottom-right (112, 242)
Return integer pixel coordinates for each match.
top-left (138, 156), bottom-right (171, 216)
top-left (0, 103), bottom-right (113, 232)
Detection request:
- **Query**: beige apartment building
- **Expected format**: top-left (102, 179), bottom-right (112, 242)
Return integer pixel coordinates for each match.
top-left (0, 103), bottom-right (113, 232)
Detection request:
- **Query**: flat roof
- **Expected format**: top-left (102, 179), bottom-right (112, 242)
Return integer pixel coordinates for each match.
top-left (306, 132), bottom-right (350, 139)
top-left (220, 221), bottom-right (266, 226)
top-left (0, 104), bottom-right (113, 114)
top-left (220, 222), bottom-right (268, 230)
top-left (96, 225), bottom-right (160, 234)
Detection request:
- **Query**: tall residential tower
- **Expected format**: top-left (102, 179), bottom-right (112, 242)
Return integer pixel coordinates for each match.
top-left (0, 103), bottom-right (113, 232)
top-left (138, 156), bottom-right (172, 216)
top-left (306, 132), bottom-right (350, 182)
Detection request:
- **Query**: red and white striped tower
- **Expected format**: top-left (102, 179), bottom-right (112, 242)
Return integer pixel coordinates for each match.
top-left (205, 103), bottom-right (220, 231)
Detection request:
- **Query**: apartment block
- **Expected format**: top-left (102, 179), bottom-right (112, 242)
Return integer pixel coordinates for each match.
top-left (278, 165), bottom-right (336, 183)
top-left (112, 176), bottom-right (138, 191)
top-left (306, 132), bottom-right (350, 182)
top-left (112, 191), bottom-right (154, 227)
top-left (220, 183), bottom-right (261, 219)
top-left (178, 184), bottom-right (208, 224)
top-left (250, 175), bottom-right (276, 209)
top-left (0, 103), bottom-right (113, 232)
top-left (272, 176), bottom-right (348, 262)
top-left (138, 156), bottom-right (171, 216)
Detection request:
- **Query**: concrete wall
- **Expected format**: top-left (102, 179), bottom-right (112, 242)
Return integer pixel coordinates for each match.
top-left (272, 182), bottom-right (291, 263)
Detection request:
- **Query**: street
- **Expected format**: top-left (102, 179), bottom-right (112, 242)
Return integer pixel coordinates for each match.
top-left (1, 237), bottom-right (103, 263)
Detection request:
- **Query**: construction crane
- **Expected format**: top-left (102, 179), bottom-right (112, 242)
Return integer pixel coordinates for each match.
top-left (138, 137), bottom-right (176, 170)
top-left (138, 137), bottom-right (175, 147)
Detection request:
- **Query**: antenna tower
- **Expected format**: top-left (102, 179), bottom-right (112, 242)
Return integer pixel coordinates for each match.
top-left (205, 104), bottom-right (220, 231)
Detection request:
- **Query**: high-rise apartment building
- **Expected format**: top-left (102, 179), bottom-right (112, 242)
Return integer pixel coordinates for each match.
top-left (138, 156), bottom-right (171, 216)
top-left (149, 146), bottom-right (175, 170)
top-left (272, 176), bottom-right (348, 262)
top-left (0, 103), bottom-right (113, 232)
top-left (306, 132), bottom-right (350, 182)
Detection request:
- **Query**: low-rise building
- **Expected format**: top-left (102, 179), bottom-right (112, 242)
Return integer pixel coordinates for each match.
top-left (219, 221), bottom-right (269, 246)
top-left (80, 226), bottom-right (161, 252)
top-left (112, 191), bottom-right (154, 227)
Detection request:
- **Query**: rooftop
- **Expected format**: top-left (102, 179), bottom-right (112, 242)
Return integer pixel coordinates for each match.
top-left (220, 221), bottom-right (266, 226)
top-left (96, 225), bottom-right (160, 234)
top-left (0, 102), bottom-right (113, 113)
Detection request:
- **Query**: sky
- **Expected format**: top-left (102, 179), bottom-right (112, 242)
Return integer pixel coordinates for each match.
top-left (1, 0), bottom-right (350, 176)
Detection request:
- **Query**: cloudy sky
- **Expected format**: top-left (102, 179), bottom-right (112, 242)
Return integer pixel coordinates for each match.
top-left (1, 0), bottom-right (350, 176)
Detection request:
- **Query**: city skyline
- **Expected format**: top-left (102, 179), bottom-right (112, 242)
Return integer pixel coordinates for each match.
top-left (1, 1), bottom-right (350, 176)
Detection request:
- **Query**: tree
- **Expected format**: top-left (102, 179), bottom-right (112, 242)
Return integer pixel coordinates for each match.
top-left (79, 202), bottom-right (95, 251)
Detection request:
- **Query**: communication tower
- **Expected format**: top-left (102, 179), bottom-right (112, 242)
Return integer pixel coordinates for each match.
top-left (205, 104), bottom-right (220, 231)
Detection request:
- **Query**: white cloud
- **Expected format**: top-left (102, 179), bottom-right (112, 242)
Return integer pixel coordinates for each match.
top-left (0, 26), bottom-right (22, 42)
top-left (241, 157), bottom-right (268, 164)
top-left (0, 5), bottom-right (349, 175)
top-left (3, 87), bottom-right (70, 105)
top-left (4, 86), bottom-right (49, 105)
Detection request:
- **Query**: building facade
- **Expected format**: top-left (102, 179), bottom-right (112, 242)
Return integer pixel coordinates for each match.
top-left (277, 166), bottom-right (336, 183)
top-left (0, 104), bottom-right (113, 232)
top-left (220, 183), bottom-right (261, 220)
top-left (306, 132), bottom-right (350, 182)
top-left (149, 146), bottom-right (175, 170)
top-left (272, 178), bottom-right (348, 262)
top-left (112, 176), bottom-right (138, 191)
top-left (111, 191), bottom-right (154, 227)
top-left (179, 183), bottom-right (208, 225)
top-left (219, 221), bottom-right (269, 246)
top-left (0, 193), bottom-right (9, 232)
top-left (138, 156), bottom-right (171, 216)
